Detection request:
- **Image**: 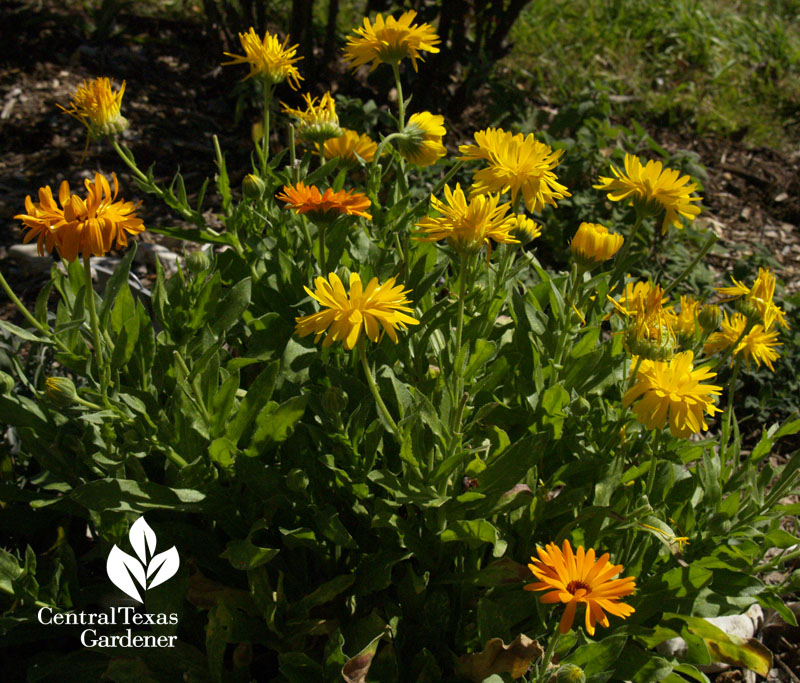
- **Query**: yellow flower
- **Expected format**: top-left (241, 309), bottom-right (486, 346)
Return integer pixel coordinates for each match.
top-left (295, 272), bottom-right (420, 350)
top-left (459, 128), bottom-right (571, 213)
top-left (58, 77), bottom-right (128, 155)
top-left (514, 214), bottom-right (542, 243)
top-left (281, 92), bottom-right (341, 143)
top-left (524, 539), bottom-right (636, 636)
top-left (396, 112), bottom-right (446, 166)
top-left (716, 267), bottom-right (788, 331)
top-left (623, 351), bottom-right (722, 438)
top-left (673, 295), bottom-right (702, 342)
top-left (594, 153), bottom-right (702, 234)
top-left (570, 222), bottom-right (623, 267)
top-left (609, 281), bottom-right (677, 359)
top-left (343, 10), bottom-right (440, 72)
top-left (414, 183), bottom-right (518, 255)
top-left (704, 312), bottom-right (782, 371)
top-left (15, 173), bottom-right (144, 262)
top-left (323, 129), bottom-right (378, 165)
top-left (222, 28), bottom-right (303, 88)
top-left (276, 182), bottom-right (372, 221)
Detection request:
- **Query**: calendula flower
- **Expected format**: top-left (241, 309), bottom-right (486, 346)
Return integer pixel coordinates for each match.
top-left (222, 28), bottom-right (302, 88)
top-left (459, 128), bottom-right (571, 213)
top-left (343, 10), bottom-right (440, 72)
top-left (58, 77), bottom-right (128, 141)
top-left (396, 112), bottom-right (446, 166)
top-left (282, 92), bottom-right (342, 143)
top-left (276, 182), bottom-right (372, 221)
top-left (414, 183), bottom-right (518, 255)
top-left (673, 295), bottom-right (702, 343)
top-left (15, 173), bottom-right (144, 262)
top-left (323, 129), bottom-right (378, 165)
top-left (623, 350), bottom-right (722, 438)
top-left (14, 183), bottom-right (66, 256)
top-left (295, 272), bottom-right (419, 350)
top-left (524, 539), bottom-right (636, 636)
top-left (609, 281), bottom-right (677, 360)
top-left (716, 267), bottom-right (788, 331)
top-left (570, 222), bottom-right (623, 267)
top-left (594, 153), bottom-right (702, 234)
top-left (704, 312), bottom-right (782, 371)
top-left (514, 214), bottom-right (542, 242)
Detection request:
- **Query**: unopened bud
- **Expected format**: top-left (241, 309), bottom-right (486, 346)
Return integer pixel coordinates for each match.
top-left (572, 395), bottom-right (591, 415)
top-left (242, 173), bottom-right (266, 202)
top-left (625, 329), bottom-right (674, 361)
top-left (556, 664), bottom-right (586, 683)
top-left (734, 298), bottom-right (761, 326)
top-left (698, 304), bottom-right (721, 332)
top-left (0, 371), bottom-right (14, 394)
top-left (44, 376), bottom-right (78, 407)
top-left (186, 249), bottom-right (211, 274)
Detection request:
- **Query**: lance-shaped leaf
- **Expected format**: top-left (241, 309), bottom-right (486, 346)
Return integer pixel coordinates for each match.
top-left (129, 517), bottom-right (157, 565)
top-left (147, 546), bottom-right (180, 589)
top-left (107, 545), bottom-right (147, 603)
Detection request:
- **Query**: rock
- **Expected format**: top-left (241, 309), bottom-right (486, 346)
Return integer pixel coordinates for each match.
top-left (6, 244), bottom-right (53, 276)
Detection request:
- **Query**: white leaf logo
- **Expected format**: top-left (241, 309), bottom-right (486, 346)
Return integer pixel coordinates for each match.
top-left (106, 517), bottom-right (180, 603)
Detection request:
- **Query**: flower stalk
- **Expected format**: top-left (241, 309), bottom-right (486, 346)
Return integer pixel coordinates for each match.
top-left (83, 257), bottom-right (110, 407)
top-left (358, 338), bottom-right (400, 441)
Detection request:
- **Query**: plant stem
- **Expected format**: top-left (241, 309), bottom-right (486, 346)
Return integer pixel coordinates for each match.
top-left (645, 428), bottom-right (661, 501)
top-left (663, 232), bottom-right (717, 297)
top-left (83, 256), bottom-right (110, 406)
top-left (537, 628), bottom-right (561, 682)
top-left (721, 356), bottom-right (742, 463)
top-left (551, 264), bottom-right (584, 385)
top-left (261, 83), bottom-right (273, 177)
top-left (0, 269), bottom-right (72, 354)
top-left (358, 339), bottom-right (400, 441)
top-left (318, 223), bottom-right (327, 274)
top-left (609, 213), bottom-right (644, 294)
top-left (391, 62), bottom-right (405, 130)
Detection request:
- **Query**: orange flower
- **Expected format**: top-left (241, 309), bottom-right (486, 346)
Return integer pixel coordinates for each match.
top-left (524, 539), bottom-right (636, 636)
top-left (15, 173), bottom-right (144, 261)
top-left (276, 182), bottom-right (372, 221)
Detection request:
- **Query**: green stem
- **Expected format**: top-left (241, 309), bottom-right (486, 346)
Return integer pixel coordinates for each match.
top-left (391, 62), bottom-right (405, 130)
top-left (609, 214), bottom-right (644, 294)
top-left (0, 268), bottom-right (72, 354)
top-left (358, 339), bottom-right (400, 441)
top-left (400, 160), bottom-right (464, 227)
top-left (318, 223), bottom-right (327, 274)
top-left (84, 257), bottom-right (110, 406)
top-left (551, 264), bottom-right (584, 385)
top-left (454, 251), bottom-right (469, 384)
top-left (289, 124), bottom-right (300, 184)
top-left (645, 428), bottom-right (661, 501)
top-left (721, 356), bottom-right (742, 463)
top-left (537, 628), bottom-right (561, 682)
top-left (261, 84), bottom-right (273, 177)
top-left (663, 232), bottom-right (717, 297)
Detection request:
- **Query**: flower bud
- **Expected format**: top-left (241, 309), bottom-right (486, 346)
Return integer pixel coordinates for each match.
top-left (625, 328), bottom-right (674, 361)
top-left (186, 249), bottom-right (211, 274)
top-left (556, 664), bottom-right (586, 683)
top-left (396, 112), bottom-right (446, 167)
top-left (514, 214), bottom-right (542, 243)
top-left (734, 298), bottom-right (761, 326)
top-left (698, 304), bottom-right (721, 332)
top-left (242, 173), bottom-right (266, 202)
top-left (44, 376), bottom-right (79, 407)
top-left (0, 371), bottom-right (14, 394)
top-left (570, 222), bottom-right (624, 268)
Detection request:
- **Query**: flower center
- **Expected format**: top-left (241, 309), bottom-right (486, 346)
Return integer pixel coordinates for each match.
top-left (566, 580), bottom-right (591, 596)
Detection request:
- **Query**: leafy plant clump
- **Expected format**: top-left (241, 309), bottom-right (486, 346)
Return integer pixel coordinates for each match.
top-left (1, 10), bottom-right (798, 683)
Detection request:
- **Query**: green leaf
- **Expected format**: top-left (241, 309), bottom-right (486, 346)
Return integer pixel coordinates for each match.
top-left (221, 539), bottom-right (279, 570)
top-left (210, 371), bottom-right (240, 438)
top-left (245, 394), bottom-right (308, 456)
top-left (68, 479), bottom-right (205, 513)
top-left (211, 278), bottom-right (252, 336)
top-left (565, 634), bottom-right (627, 677)
top-left (441, 519), bottom-right (507, 557)
top-left (0, 320), bottom-right (51, 344)
top-left (225, 361), bottom-right (279, 445)
top-left (465, 339), bottom-right (497, 381)
top-left (99, 242), bottom-right (137, 325)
